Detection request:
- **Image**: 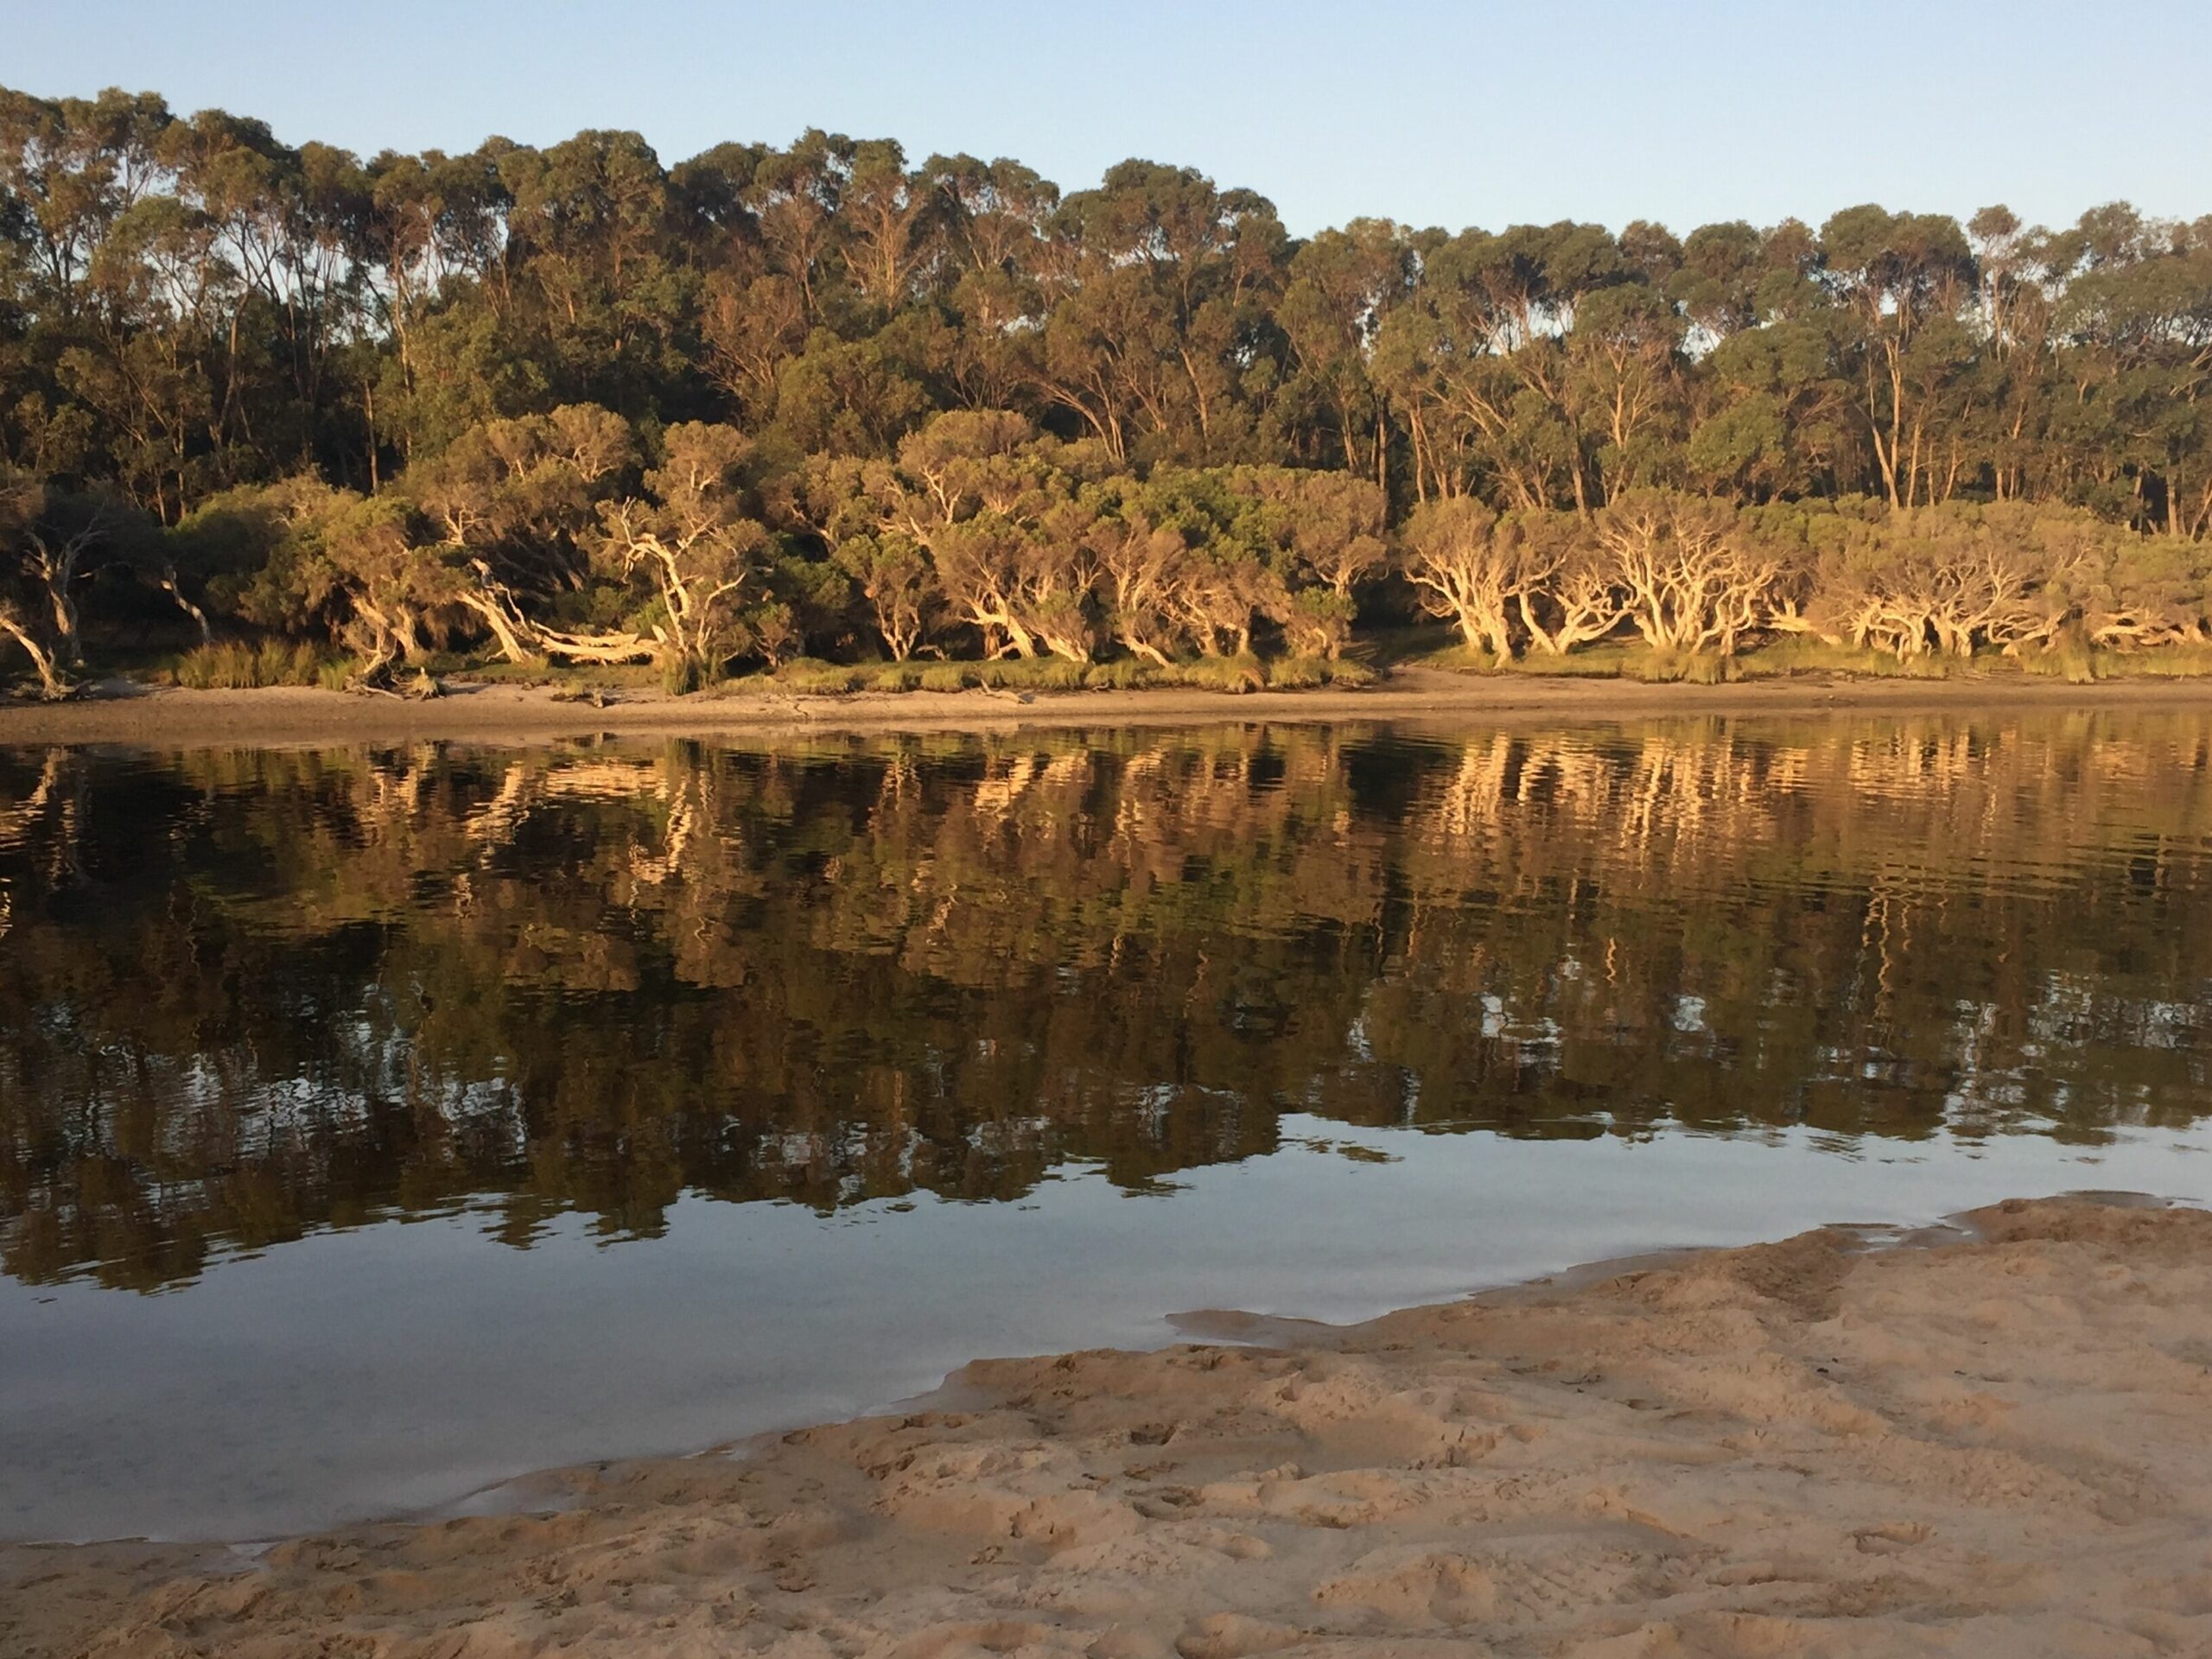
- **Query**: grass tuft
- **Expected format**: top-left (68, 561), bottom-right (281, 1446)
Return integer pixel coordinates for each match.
top-left (168, 639), bottom-right (343, 689)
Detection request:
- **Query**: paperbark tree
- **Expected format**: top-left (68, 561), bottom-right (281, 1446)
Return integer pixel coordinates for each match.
top-left (595, 423), bottom-right (768, 690)
top-left (1595, 490), bottom-right (1777, 657)
top-left (1401, 497), bottom-right (1561, 658)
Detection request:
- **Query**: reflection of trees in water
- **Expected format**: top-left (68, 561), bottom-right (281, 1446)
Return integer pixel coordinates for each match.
top-left (3, 716), bottom-right (2210, 1290)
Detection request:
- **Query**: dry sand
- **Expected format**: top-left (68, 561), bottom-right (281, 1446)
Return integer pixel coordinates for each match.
top-left (6, 671), bottom-right (2212, 749)
top-left (6, 1197), bottom-right (2212, 1656)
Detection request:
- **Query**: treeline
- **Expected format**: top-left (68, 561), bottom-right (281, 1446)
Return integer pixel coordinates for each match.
top-left (3, 85), bottom-right (2210, 695)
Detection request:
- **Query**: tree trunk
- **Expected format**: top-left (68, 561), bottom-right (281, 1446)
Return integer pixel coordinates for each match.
top-left (0, 609), bottom-right (68, 699)
top-left (160, 568), bottom-right (214, 646)
top-left (455, 591), bottom-right (543, 666)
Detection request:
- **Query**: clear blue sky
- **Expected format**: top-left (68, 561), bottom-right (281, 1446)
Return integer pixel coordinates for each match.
top-left (11, 0), bottom-right (2209, 237)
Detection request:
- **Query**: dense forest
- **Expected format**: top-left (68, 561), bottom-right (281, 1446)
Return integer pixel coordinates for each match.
top-left (3, 85), bottom-right (2210, 696)
top-left (6, 721), bottom-right (2209, 1287)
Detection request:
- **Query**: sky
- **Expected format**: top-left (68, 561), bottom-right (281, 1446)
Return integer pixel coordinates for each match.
top-left (10, 0), bottom-right (2210, 238)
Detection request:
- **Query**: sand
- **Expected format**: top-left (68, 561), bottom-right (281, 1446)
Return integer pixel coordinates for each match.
top-left (5, 1196), bottom-right (2212, 1656)
top-left (6, 671), bottom-right (2212, 749)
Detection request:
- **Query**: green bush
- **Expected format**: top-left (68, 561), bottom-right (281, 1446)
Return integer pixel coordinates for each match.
top-left (2094, 642), bottom-right (2212, 679)
top-left (917, 663), bottom-right (969, 693)
top-left (662, 653), bottom-right (710, 696)
top-left (776, 658), bottom-right (864, 694)
top-left (1176, 652), bottom-right (1268, 693)
top-left (1743, 636), bottom-right (1951, 679)
top-left (1081, 659), bottom-right (1157, 690)
top-left (1321, 657), bottom-right (1379, 689)
top-left (1631, 646), bottom-right (1738, 684)
top-left (2017, 629), bottom-right (2099, 683)
top-left (943, 656), bottom-right (1090, 690)
top-left (1418, 643), bottom-right (1506, 674)
top-left (1026, 658), bottom-right (1089, 690)
top-left (169, 639), bottom-right (340, 689)
top-left (1266, 653), bottom-right (1330, 689)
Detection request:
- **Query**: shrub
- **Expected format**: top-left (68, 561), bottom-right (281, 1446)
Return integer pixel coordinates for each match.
top-left (777, 658), bottom-right (863, 694)
top-left (1081, 659), bottom-right (1156, 690)
top-left (1177, 652), bottom-right (1268, 693)
top-left (1634, 647), bottom-right (1738, 684)
top-left (862, 662), bottom-right (922, 692)
top-left (2018, 633), bottom-right (2099, 684)
top-left (662, 654), bottom-right (710, 696)
top-left (1420, 644), bottom-right (1507, 674)
top-left (1266, 653), bottom-right (1330, 690)
top-left (2097, 643), bottom-right (2212, 679)
top-left (1026, 658), bottom-right (1089, 690)
top-left (1323, 657), bottom-right (1379, 689)
top-left (169, 639), bottom-right (340, 689)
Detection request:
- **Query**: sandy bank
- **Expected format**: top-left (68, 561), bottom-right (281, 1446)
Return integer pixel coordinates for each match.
top-left (6, 671), bottom-right (2212, 749)
top-left (6, 1196), bottom-right (2211, 1656)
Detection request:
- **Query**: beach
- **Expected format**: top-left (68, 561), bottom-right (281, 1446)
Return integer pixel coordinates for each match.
top-left (7, 671), bottom-right (2212, 749)
top-left (5, 1196), bottom-right (2209, 1657)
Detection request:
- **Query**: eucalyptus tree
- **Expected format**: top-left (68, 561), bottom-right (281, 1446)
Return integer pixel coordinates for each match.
top-left (5, 76), bottom-right (2212, 687)
top-left (1818, 206), bottom-right (1980, 508)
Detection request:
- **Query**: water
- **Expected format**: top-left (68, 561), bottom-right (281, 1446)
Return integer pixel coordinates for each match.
top-left (3, 715), bottom-right (2211, 1542)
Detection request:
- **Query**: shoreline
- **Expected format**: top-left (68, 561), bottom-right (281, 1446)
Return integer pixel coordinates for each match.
top-left (8, 669), bottom-right (2212, 749)
top-left (7, 1194), bottom-right (2212, 1656)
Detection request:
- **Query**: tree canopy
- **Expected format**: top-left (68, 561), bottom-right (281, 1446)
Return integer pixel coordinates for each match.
top-left (3, 84), bottom-right (2211, 692)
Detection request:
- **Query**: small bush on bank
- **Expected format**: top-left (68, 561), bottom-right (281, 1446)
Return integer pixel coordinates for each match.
top-left (1081, 659), bottom-right (1156, 690)
top-left (1632, 647), bottom-right (1739, 684)
top-left (1020, 658), bottom-right (1090, 690)
top-left (1266, 653), bottom-right (1329, 689)
top-left (2095, 643), bottom-right (2212, 678)
top-left (861, 662), bottom-right (922, 692)
top-left (1420, 643), bottom-right (1508, 674)
top-left (1314, 656), bottom-right (1378, 689)
top-left (1177, 652), bottom-right (1268, 693)
top-left (168, 639), bottom-right (341, 689)
top-left (2018, 636), bottom-right (2100, 683)
top-left (1744, 637), bottom-right (1959, 679)
top-left (662, 654), bottom-right (713, 696)
top-left (776, 658), bottom-right (866, 694)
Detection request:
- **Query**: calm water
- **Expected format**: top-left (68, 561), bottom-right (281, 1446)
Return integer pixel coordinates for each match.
top-left (4, 716), bottom-right (2212, 1541)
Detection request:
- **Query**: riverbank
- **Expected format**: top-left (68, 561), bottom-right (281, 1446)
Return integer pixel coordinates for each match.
top-left (9, 670), bottom-right (2212, 748)
top-left (5, 1196), bottom-right (2209, 1656)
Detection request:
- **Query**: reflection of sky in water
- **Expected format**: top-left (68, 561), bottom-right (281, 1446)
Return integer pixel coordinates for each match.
top-left (5, 1120), bottom-right (2210, 1543)
top-left (3, 720), bottom-right (2212, 1540)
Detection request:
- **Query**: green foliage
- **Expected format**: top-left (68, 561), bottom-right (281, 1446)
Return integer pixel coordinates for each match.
top-left (774, 658), bottom-right (868, 694)
top-left (662, 652), bottom-right (712, 696)
top-left (167, 639), bottom-right (343, 689)
top-left (1080, 659), bottom-right (1155, 690)
top-left (1264, 652), bottom-right (1331, 689)
top-left (2095, 643), bottom-right (2212, 679)
top-left (1738, 636), bottom-right (1955, 679)
top-left (2018, 633), bottom-right (2100, 684)
top-left (1634, 647), bottom-right (1738, 684)
top-left (863, 662), bottom-right (923, 692)
top-left (1177, 652), bottom-right (1269, 693)
top-left (3, 79), bottom-right (2212, 692)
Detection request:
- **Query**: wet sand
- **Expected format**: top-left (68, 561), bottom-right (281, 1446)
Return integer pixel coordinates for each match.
top-left (6, 1196), bottom-right (2210, 1656)
top-left (6, 671), bottom-right (2212, 749)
